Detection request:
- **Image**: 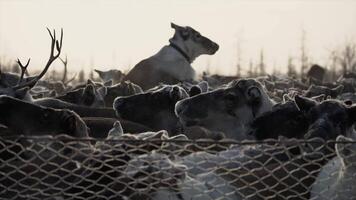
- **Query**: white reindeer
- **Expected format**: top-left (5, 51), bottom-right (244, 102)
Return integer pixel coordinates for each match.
top-left (124, 23), bottom-right (219, 90)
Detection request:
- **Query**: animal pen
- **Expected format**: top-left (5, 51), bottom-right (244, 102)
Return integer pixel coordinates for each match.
top-left (0, 134), bottom-right (353, 200)
top-left (1, 1), bottom-right (356, 200)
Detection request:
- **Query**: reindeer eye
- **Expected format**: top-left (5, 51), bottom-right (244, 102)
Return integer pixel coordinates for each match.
top-left (195, 33), bottom-right (201, 38)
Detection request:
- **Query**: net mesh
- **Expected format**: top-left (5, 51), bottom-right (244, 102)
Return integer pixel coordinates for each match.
top-left (0, 134), bottom-right (355, 200)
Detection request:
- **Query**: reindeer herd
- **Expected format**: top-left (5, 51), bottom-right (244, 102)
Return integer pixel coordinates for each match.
top-left (0, 24), bottom-right (356, 199)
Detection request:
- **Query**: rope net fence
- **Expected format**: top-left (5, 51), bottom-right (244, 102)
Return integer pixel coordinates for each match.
top-left (0, 134), bottom-right (355, 200)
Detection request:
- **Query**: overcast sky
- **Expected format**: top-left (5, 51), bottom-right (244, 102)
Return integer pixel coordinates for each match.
top-left (0, 0), bottom-right (356, 75)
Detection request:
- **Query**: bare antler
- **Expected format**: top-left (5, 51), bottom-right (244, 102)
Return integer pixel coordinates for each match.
top-left (59, 55), bottom-right (68, 83)
top-left (13, 28), bottom-right (63, 90)
top-left (16, 58), bottom-right (31, 85)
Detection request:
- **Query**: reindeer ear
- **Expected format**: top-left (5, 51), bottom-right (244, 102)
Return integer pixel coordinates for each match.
top-left (94, 69), bottom-right (103, 76)
top-left (133, 84), bottom-right (143, 94)
top-left (82, 84), bottom-right (96, 106)
top-left (246, 86), bottom-right (262, 104)
top-left (83, 84), bottom-right (95, 96)
top-left (171, 23), bottom-right (189, 39)
top-left (171, 22), bottom-right (182, 30)
top-left (189, 85), bottom-right (202, 97)
top-left (336, 135), bottom-right (354, 166)
top-left (107, 121), bottom-right (124, 138)
top-left (294, 95), bottom-right (317, 112)
top-left (197, 81), bottom-right (209, 93)
top-left (97, 86), bottom-right (107, 98)
top-left (170, 86), bottom-right (186, 100)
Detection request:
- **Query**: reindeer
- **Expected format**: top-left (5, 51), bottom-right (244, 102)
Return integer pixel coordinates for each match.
top-left (124, 23), bottom-right (219, 90)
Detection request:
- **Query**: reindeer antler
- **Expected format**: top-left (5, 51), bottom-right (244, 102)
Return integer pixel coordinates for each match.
top-left (13, 28), bottom-right (63, 90)
top-left (16, 58), bottom-right (31, 85)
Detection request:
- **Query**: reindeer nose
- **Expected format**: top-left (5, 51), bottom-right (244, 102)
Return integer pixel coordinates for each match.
top-left (211, 42), bottom-right (219, 52)
top-left (214, 43), bottom-right (219, 50)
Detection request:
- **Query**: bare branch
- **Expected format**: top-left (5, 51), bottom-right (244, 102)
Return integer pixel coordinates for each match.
top-left (13, 28), bottom-right (64, 90)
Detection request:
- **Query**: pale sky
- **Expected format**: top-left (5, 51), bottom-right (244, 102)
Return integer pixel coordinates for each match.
top-left (0, 0), bottom-right (356, 76)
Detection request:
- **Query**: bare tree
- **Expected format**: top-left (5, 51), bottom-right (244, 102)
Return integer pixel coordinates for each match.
top-left (59, 55), bottom-right (68, 83)
top-left (338, 41), bottom-right (356, 73)
top-left (78, 69), bottom-right (85, 83)
top-left (11, 62), bottom-right (20, 74)
top-left (205, 58), bottom-right (212, 75)
top-left (259, 48), bottom-right (266, 76)
top-left (248, 59), bottom-right (254, 77)
top-left (287, 55), bottom-right (297, 77)
top-left (50, 69), bottom-right (57, 81)
top-left (89, 68), bottom-right (94, 80)
top-left (235, 37), bottom-right (242, 77)
top-left (329, 50), bottom-right (338, 81)
top-left (300, 29), bottom-right (309, 77)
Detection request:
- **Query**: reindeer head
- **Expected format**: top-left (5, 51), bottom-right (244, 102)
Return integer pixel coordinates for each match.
top-left (114, 85), bottom-right (188, 134)
top-left (0, 95), bottom-right (88, 137)
top-left (175, 79), bottom-right (274, 140)
top-left (169, 23), bottom-right (219, 62)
